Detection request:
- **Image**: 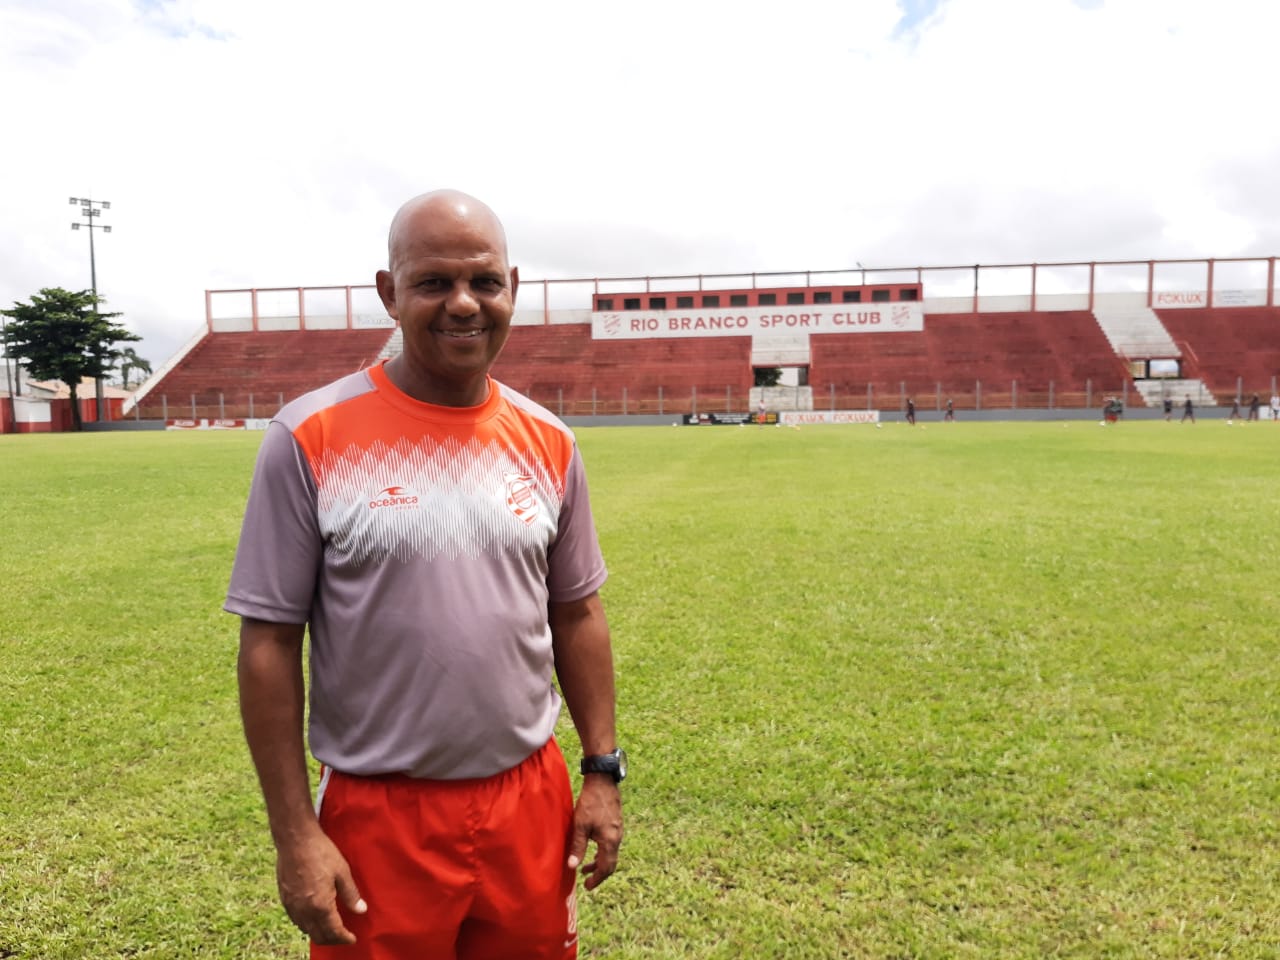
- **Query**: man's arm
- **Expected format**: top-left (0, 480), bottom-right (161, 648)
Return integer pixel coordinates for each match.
top-left (237, 617), bottom-right (366, 944)
top-left (550, 591), bottom-right (623, 890)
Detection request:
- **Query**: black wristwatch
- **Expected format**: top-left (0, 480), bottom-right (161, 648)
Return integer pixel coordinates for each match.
top-left (581, 747), bottom-right (627, 783)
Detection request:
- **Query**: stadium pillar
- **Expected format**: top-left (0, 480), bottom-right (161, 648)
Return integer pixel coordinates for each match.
top-left (1012, 380), bottom-right (1017, 410)
top-left (622, 387), bottom-right (628, 415)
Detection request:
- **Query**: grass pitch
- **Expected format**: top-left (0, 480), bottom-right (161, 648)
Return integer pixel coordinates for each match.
top-left (0, 422), bottom-right (1277, 958)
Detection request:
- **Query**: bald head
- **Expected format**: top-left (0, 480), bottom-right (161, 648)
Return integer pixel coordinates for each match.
top-left (386, 190), bottom-right (510, 271)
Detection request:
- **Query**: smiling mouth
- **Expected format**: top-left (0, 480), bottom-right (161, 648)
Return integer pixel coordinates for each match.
top-left (438, 328), bottom-right (486, 338)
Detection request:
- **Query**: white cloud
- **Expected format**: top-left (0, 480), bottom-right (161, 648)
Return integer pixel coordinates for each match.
top-left (1, 0), bottom-right (1277, 367)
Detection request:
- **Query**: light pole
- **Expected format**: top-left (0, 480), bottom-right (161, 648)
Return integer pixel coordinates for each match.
top-left (70, 196), bottom-right (112, 421)
top-left (1, 312), bottom-right (14, 433)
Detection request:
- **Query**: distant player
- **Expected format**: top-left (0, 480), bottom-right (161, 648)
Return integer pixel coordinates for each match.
top-left (906, 397), bottom-right (916, 426)
top-left (944, 398), bottom-right (955, 422)
top-left (1162, 396), bottom-right (1173, 421)
top-left (1181, 394), bottom-right (1195, 423)
top-left (1271, 392), bottom-right (1280, 423)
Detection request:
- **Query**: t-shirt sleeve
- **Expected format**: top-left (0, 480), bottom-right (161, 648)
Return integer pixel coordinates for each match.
top-left (224, 421), bottom-right (322, 624)
top-left (547, 446), bottom-right (608, 603)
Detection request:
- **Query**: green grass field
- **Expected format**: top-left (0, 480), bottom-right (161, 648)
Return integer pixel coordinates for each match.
top-left (1, 422), bottom-right (1277, 958)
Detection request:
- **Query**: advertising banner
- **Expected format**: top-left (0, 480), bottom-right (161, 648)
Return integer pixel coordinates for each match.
top-left (592, 303), bottom-right (923, 340)
top-left (165, 418), bottom-right (247, 430)
top-left (682, 412), bottom-right (777, 426)
top-left (780, 410), bottom-right (881, 425)
top-left (1152, 291), bottom-right (1207, 308)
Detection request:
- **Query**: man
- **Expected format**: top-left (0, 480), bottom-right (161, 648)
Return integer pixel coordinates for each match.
top-left (226, 190), bottom-right (624, 959)
top-left (1271, 392), bottom-right (1280, 423)
top-left (1182, 394), bottom-right (1195, 423)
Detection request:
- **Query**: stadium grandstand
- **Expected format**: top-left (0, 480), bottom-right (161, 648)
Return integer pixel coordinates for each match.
top-left (5, 255), bottom-right (1277, 432)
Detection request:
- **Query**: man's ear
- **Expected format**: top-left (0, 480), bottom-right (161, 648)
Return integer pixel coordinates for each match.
top-left (509, 266), bottom-right (519, 306)
top-left (375, 269), bottom-right (398, 320)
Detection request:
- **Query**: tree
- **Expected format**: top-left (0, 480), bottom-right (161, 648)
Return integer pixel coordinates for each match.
top-left (1, 287), bottom-right (140, 431)
top-left (119, 347), bottom-right (152, 389)
top-left (754, 366), bottom-right (783, 387)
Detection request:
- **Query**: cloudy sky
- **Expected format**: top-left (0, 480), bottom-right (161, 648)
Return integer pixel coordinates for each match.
top-left (2, 0), bottom-right (1278, 366)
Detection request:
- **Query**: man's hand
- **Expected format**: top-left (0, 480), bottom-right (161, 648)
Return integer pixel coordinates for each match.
top-left (566, 775), bottom-right (623, 890)
top-left (276, 830), bottom-right (367, 945)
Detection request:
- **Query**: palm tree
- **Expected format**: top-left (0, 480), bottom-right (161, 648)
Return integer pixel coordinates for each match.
top-left (120, 347), bottom-right (152, 389)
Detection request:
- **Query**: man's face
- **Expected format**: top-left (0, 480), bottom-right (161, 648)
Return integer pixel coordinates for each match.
top-left (376, 200), bottom-right (518, 406)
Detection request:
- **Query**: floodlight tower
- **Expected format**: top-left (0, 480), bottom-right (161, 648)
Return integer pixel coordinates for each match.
top-left (69, 196), bottom-right (113, 421)
top-left (69, 197), bottom-right (112, 298)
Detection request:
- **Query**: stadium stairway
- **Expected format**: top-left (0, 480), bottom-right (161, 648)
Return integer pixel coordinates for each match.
top-left (1091, 304), bottom-right (1181, 357)
top-left (1091, 305), bottom-right (1216, 405)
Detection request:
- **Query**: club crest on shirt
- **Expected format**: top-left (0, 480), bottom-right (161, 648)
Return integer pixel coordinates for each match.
top-left (503, 472), bottom-right (540, 525)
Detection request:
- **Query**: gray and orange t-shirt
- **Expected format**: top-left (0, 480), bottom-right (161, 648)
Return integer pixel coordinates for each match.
top-left (225, 361), bottom-right (608, 780)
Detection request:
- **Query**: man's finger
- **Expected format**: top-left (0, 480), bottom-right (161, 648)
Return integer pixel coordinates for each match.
top-left (335, 870), bottom-right (368, 917)
top-left (566, 821), bottom-right (589, 870)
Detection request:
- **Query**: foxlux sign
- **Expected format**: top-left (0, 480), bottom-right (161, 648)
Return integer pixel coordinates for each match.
top-left (591, 303), bottom-right (924, 340)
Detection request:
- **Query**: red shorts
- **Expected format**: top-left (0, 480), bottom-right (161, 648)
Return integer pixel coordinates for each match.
top-left (312, 738), bottom-right (578, 960)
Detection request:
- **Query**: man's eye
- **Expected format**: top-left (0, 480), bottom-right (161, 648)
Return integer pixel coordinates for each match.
top-left (475, 278), bottom-right (502, 292)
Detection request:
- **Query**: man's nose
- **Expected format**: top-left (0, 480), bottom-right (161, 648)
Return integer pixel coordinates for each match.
top-left (446, 283), bottom-right (479, 316)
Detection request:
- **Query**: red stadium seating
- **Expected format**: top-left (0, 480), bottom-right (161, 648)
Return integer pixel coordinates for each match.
top-left (491, 325), bottom-right (753, 416)
top-left (136, 306), bottom-right (1276, 422)
top-left (810, 311), bottom-right (1129, 410)
top-left (134, 329), bottom-right (391, 420)
top-left (1155, 308), bottom-right (1280, 399)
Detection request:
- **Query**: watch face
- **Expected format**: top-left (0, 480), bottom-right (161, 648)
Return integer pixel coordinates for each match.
top-left (614, 748), bottom-right (628, 781)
